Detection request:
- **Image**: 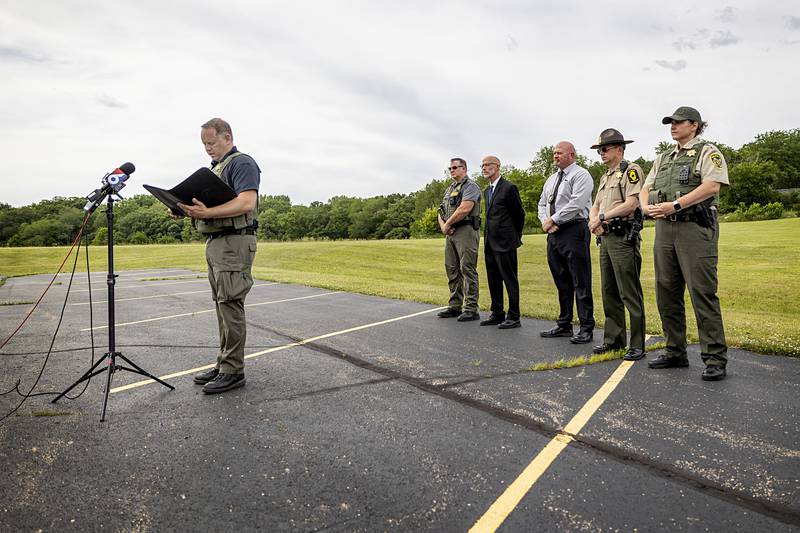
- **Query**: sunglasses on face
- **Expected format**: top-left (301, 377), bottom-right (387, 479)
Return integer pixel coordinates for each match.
top-left (597, 145), bottom-right (618, 155)
top-left (448, 166), bottom-right (463, 171)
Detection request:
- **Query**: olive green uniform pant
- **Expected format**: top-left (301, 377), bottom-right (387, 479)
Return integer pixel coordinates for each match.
top-left (599, 233), bottom-right (645, 350)
top-left (653, 219), bottom-right (727, 366)
top-left (205, 233), bottom-right (257, 374)
top-left (444, 226), bottom-right (480, 312)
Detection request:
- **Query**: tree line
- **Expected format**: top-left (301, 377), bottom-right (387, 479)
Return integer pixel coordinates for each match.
top-left (2, 129), bottom-right (798, 246)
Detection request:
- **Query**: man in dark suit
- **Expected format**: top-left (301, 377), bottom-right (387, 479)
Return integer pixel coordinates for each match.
top-left (480, 156), bottom-right (526, 329)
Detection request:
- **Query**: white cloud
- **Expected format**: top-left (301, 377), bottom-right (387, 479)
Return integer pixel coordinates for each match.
top-left (655, 59), bottom-right (688, 71)
top-left (710, 30), bottom-right (741, 48)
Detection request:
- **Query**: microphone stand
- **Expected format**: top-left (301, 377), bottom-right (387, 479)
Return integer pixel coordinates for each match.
top-left (52, 193), bottom-right (174, 421)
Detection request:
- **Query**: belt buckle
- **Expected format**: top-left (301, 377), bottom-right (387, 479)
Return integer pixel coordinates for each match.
top-left (667, 214), bottom-right (678, 222)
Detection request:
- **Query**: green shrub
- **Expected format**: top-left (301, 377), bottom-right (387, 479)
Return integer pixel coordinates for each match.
top-left (129, 231), bottom-right (150, 244)
top-left (723, 202), bottom-right (784, 222)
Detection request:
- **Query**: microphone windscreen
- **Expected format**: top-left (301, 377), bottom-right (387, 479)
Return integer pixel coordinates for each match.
top-left (119, 162), bottom-right (135, 175)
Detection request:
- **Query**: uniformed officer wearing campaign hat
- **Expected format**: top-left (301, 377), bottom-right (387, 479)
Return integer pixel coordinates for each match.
top-left (639, 107), bottom-right (729, 381)
top-left (588, 129), bottom-right (646, 361)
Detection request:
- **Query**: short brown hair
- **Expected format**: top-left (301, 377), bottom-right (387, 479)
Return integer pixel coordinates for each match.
top-left (202, 118), bottom-right (233, 139)
top-left (450, 157), bottom-right (467, 171)
top-left (695, 121), bottom-right (709, 136)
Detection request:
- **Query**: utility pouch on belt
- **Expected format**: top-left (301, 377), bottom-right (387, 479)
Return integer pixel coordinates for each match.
top-left (607, 218), bottom-right (627, 236)
top-left (438, 203), bottom-right (447, 220)
top-left (472, 216), bottom-right (481, 231)
top-left (648, 189), bottom-right (665, 206)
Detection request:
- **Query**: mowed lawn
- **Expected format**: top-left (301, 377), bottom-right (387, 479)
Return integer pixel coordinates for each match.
top-left (1, 218), bottom-right (798, 357)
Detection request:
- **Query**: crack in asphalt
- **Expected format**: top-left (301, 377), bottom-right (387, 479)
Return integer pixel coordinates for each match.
top-left (252, 323), bottom-right (800, 528)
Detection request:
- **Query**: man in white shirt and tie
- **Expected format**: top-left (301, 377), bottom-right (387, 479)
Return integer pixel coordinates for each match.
top-left (537, 141), bottom-right (595, 344)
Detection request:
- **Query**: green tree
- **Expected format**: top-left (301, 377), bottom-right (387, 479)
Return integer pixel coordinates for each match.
top-left (129, 231), bottom-right (150, 244)
top-left (259, 195), bottom-right (292, 214)
top-left (413, 178), bottom-right (449, 218)
top-left (322, 196), bottom-right (356, 240)
top-left (374, 195), bottom-right (414, 239)
top-left (738, 129), bottom-right (800, 188)
top-left (306, 201), bottom-right (331, 238)
top-left (410, 206), bottom-right (440, 237)
top-left (258, 208), bottom-right (284, 240)
top-left (654, 141), bottom-right (674, 155)
top-left (91, 227), bottom-right (108, 246)
top-left (530, 146), bottom-right (556, 177)
top-left (349, 197), bottom-right (388, 239)
top-left (721, 161), bottom-right (780, 210)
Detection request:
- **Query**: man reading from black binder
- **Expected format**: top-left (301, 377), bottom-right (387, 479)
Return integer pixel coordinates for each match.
top-left (177, 118), bottom-right (260, 394)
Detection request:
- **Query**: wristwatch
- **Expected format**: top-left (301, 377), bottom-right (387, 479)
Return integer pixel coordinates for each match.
top-left (673, 200), bottom-right (682, 212)
top-left (599, 213), bottom-right (605, 222)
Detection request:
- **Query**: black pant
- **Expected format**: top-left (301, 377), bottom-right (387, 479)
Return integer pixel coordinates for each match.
top-left (546, 222), bottom-right (594, 331)
top-left (484, 241), bottom-right (520, 320)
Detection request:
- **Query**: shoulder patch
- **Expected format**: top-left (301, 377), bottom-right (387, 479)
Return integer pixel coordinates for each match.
top-left (627, 168), bottom-right (640, 184)
top-left (710, 152), bottom-right (723, 169)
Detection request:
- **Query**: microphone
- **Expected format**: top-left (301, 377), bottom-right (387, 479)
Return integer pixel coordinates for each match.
top-left (84, 163), bottom-right (136, 212)
top-left (107, 162), bottom-right (135, 192)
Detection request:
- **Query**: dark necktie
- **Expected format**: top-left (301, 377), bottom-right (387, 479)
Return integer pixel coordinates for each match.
top-left (549, 170), bottom-right (565, 216)
top-left (487, 185), bottom-right (494, 206)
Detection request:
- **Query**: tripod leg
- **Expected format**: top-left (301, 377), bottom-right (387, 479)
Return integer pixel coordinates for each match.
top-left (100, 356), bottom-right (115, 422)
top-left (116, 354), bottom-right (176, 390)
top-left (51, 356), bottom-right (108, 404)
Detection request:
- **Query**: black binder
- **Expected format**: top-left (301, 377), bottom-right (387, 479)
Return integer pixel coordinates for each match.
top-left (144, 168), bottom-right (237, 216)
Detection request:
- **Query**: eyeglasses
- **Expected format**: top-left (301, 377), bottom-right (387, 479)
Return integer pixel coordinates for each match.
top-left (596, 145), bottom-right (619, 155)
top-left (480, 163), bottom-right (497, 168)
top-left (448, 166), bottom-right (464, 171)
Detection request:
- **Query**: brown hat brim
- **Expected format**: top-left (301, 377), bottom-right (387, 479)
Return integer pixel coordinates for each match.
top-left (589, 139), bottom-right (634, 150)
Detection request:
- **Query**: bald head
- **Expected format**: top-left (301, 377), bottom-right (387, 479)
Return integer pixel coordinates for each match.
top-left (553, 141), bottom-right (576, 170)
top-left (481, 155), bottom-right (501, 182)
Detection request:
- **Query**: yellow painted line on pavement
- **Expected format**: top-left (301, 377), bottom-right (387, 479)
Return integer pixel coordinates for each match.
top-left (110, 305), bottom-right (446, 393)
top-left (70, 283), bottom-right (277, 305)
top-left (82, 291), bottom-right (340, 331)
top-left (469, 359), bottom-right (635, 533)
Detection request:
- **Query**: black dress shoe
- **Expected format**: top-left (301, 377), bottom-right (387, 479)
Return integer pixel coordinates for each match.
top-left (592, 343), bottom-right (622, 354)
top-left (498, 319), bottom-right (521, 329)
top-left (193, 367), bottom-right (219, 384)
top-left (437, 307), bottom-right (461, 318)
top-left (701, 365), bottom-right (726, 381)
top-left (570, 330), bottom-right (593, 344)
top-left (623, 348), bottom-right (646, 361)
top-left (540, 326), bottom-right (573, 338)
top-left (480, 314), bottom-right (505, 326)
top-left (202, 373), bottom-right (246, 394)
top-left (648, 354), bottom-right (689, 369)
top-left (457, 311), bottom-right (481, 322)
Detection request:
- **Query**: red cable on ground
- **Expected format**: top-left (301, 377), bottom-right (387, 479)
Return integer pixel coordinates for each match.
top-left (0, 213), bottom-right (92, 350)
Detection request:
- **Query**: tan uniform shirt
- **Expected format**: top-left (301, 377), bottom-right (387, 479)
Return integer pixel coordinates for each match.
top-left (643, 136), bottom-right (730, 188)
top-left (593, 162), bottom-right (644, 219)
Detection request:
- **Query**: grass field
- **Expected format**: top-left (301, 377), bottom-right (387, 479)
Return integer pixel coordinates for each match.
top-left (1, 219), bottom-right (798, 357)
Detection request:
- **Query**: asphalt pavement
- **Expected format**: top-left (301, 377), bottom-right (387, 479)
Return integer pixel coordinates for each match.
top-left (0, 269), bottom-right (798, 532)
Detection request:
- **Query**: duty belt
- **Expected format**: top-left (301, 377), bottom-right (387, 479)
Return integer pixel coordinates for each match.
top-left (558, 217), bottom-right (588, 228)
top-left (666, 213), bottom-right (699, 222)
top-left (208, 227), bottom-right (256, 239)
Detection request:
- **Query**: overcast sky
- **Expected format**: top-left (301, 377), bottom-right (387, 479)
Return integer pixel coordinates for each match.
top-left (1, 0), bottom-right (798, 207)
